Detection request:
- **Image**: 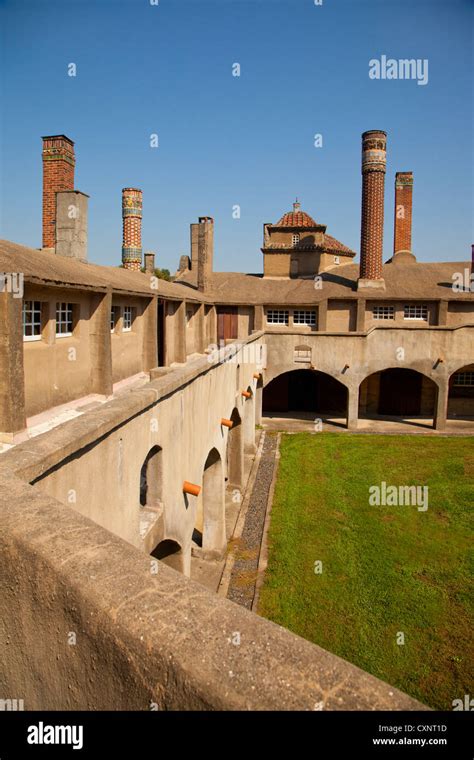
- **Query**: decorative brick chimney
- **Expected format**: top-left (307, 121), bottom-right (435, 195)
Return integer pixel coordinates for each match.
top-left (358, 130), bottom-right (387, 290)
top-left (122, 188), bottom-right (143, 271)
top-left (42, 135), bottom-right (75, 249)
top-left (393, 172), bottom-right (413, 254)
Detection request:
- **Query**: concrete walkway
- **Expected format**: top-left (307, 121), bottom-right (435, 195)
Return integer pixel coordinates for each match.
top-left (223, 432), bottom-right (278, 610)
top-left (262, 411), bottom-right (474, 435)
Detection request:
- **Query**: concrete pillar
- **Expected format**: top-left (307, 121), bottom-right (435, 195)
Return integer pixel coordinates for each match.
top-left (207, 305), bottom-right (217, 346)
top-left (195, 303), bottom-right (206, 353)
top-left (346, 385), bottom-right (359, 430)
top-left (438, 300), bottom-right (448, 326)
top-left (0, 291), bottom-right (26, 441)
top-left (254, 304), bottom-right (264, 331)
top-left (164, 300), bottom-right (186, 364)
top-left (255, 383), bottom-right (263, 424)
top-left (434, 381), bottom-right (449, 430)
top-left (356, 298), bottom-right (366, 331)
top-left (142, 297), bottom-right (158, 371)
top-left (243, 395), bottom-right (256, 453)
top-left (56, 191), bottom-right (88, 262)
top-left (89, 291), bottom-right (113, 396)
top-left (318, 299), bottom-right (328, 331)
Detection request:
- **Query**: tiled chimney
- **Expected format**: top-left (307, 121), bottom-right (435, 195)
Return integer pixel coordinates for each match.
top-left (144, 251), bottom-right (155, 274)
top-left (42, 135), bottom-right (75, 249)
top-left (196, 216), bottom-right (214, 292)
top-left (122, 188), bottom-right (143, 271)
top-left (358, 130), bottom-right (387, 290)
top-left (393, 172), bottom-right (413, 254)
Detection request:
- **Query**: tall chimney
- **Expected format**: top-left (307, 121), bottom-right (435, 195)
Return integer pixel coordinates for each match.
top-left (144, 251), bottom-right (155, 274)
top-left (358, 130), bottom-right (387, 289)
top-left (393, 172), bottom-right (413, 254)
top-left (197, 216), bottom-right (214, 292)
top-left (122, 188), bottom-right (143, 271)
top-left (55, 190), bottom-right (89, 262)
top-left (42, 135), bottom-right (75, 249)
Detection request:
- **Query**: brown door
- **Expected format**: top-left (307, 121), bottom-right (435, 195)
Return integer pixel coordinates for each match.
top-left (217, 307), bottom-right (238, 343)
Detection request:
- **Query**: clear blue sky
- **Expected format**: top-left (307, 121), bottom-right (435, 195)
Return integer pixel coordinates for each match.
top-left (1, 0), bottom-right (472, 272)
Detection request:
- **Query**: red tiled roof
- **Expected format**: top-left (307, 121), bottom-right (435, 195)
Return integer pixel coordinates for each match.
top-left (275, 210), bottom-right (317, 227)
top-left (324, 234), bottom-right (355, 255)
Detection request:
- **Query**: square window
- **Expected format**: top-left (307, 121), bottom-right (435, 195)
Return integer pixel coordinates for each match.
top-left (266, 309), bottom-right (289, 325)
top-left (293, 310), bottom-right (316, 326)
top-left (56, 302), bottom-right (74, 336)
top-left (111, 305), bottom-right (121, 332)
top-left (22, 301), bottom-right (43, 341)
top-left (404, 304), bottom-right (428, 321)
top-left (123, 306), bottom-right (135, 331)
top-left (373, 306), bottom-right (395, 320)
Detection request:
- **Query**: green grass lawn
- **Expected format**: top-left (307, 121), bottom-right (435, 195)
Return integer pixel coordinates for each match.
top-left (258, 433), bottom-right (473, 709)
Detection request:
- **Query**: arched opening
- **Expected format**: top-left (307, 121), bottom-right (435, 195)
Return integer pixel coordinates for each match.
top-left (227, 407), bottom-right (244, 488)
top-left (359, 368), bottom-right (437, 422)
top-left (263, 370), bottom-right (347, 417)
top-left (151, 538), bottom-right (183, 572)
top-left (196, 447), bottom-right (226, 557)
top-left (448, 364), bottom-right (474, 420)
top-left (139, 445), bottom-right (163, 509)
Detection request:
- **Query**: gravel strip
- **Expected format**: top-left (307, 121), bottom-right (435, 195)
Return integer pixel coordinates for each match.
top-left (226, 433), bottom-right (277, 609)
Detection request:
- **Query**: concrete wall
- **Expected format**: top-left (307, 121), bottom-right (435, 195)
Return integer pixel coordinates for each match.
top-left (0, 465), bottom-right (425, 710)
top-left (23, 285), bottom-right (94, 416)
top-left (6, 337), bottom-right (264, 576)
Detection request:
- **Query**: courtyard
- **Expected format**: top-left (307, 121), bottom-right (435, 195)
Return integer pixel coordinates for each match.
top-left (257, 433), bottom-right (473, 709)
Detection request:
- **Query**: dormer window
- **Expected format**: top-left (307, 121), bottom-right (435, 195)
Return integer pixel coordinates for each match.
top-left (292, 233), bottom-right (300, 248)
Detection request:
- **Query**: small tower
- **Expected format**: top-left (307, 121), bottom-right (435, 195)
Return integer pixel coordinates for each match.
top-left (122, 188), bottom-right (143, 270)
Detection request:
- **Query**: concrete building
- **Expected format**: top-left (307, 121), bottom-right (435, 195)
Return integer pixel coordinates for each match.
top-left (0, 131), bottom-right (472, 710)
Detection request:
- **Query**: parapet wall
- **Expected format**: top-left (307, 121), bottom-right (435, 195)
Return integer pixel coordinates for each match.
top-left (0, 469), bottom-right (425, 710)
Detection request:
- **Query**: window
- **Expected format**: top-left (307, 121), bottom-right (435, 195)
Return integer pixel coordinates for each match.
top-left (266, 309), bottom-right (289, 325)
top-left (293, 310), bottom-right (316, 326)
top-left (111, 305), bottom-right (121, 332)
top-left (404, 304), bottom-right (428, 321)
top-left (453, 372), bottom-right (474, 387)
top-left (294, 345), bottom-right (311, 363)
top-left (373, 305), bottom-right (395, 320)
top-left (22, 301), bottom-right (42, 341)
top-left (292, 234), bottom-right (300, 247)
top-left (56, 303), bottom-right (74, 336)
top-left (123, 306), bottom-right (134, 332)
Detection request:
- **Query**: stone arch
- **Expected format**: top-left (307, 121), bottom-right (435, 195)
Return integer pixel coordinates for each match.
top-left (151, 538), bottom-right (183, 573)
top-left (359, 367), bottom-right (437, 420)
top-left (140, 445), bottom-right (163, 509)
top-left (448, 363), bottom-right (474, 419)
top-left (227, 407), bottom-right (244, 488)
top-left (263, 369), bottom-right (348, 417)
top-left (195, 447), bottom-right (226, 558)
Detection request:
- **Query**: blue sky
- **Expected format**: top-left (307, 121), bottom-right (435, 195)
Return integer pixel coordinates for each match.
top-left (1, 0), bottom-right (472, 272)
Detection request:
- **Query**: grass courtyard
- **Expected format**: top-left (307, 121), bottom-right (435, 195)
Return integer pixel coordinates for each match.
top-left (258, 433), bottom-right (473, 709)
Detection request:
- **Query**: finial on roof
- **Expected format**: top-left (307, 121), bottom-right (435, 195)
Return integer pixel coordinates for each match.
top-left (293, 198), bottom-right (301, 212)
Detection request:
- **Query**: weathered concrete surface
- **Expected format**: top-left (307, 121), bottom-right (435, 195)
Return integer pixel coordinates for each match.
top-left (0, 469), bottom-right (427, 711)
